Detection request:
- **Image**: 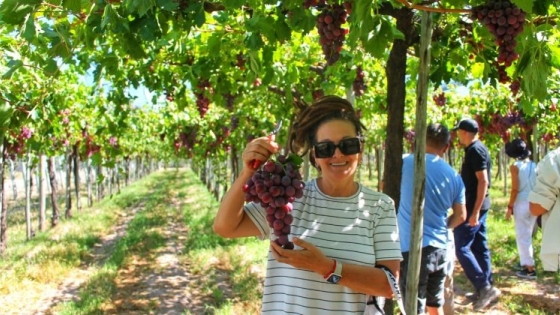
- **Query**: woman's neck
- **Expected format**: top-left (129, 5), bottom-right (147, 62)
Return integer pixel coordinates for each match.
top-left (316, 177), bottom-right (358, 197)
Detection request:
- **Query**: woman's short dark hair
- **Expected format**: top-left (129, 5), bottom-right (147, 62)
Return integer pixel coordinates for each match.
top-left (289, 95), bottom-right (365, 168)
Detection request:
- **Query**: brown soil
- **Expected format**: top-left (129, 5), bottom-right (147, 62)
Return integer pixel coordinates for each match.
top-left (451, 263), bottom-right (560, 314)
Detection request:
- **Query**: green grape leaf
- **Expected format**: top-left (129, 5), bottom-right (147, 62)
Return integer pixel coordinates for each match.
top-left (511, 0), bottom-right (533, 13)
top-left (102, 4), bottom-right (118, 29)
top-left (127, 0), bottom-right (155, 17)
top-left (274, 17), bottom-right (292, 42)
top-left (207, 33), bottom-right (222, 53)
top-left (0, 103), bottom-right (15, 128)
top-left (156, 0), bottom-right (178, 11)
top-left (248, 51), bottom-right (261, 74)
top-left (549, 45), bottom-right (560, 68)
top-left (22, 13), bottom-right (36, 41)
top-left (244, 32), bottom-right (264, 50)
top-left (2, 60), bottom-right (23, 79)
top-left (62, 0), bottom-right (81, 13)
top-left (286, 153), bottom-right (304, 168)
top-left (0, 0), bottom-right (41, 25)
top-left (194, 4), bottom-right (205, 27)
top-left (43, 59), bottom-right (59, 76)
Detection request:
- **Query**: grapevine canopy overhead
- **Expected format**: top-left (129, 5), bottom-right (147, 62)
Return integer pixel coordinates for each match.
top-left (1, 0), bottom-right (559, 161)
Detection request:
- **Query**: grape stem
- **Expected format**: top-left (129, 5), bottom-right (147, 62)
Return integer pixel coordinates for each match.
top-left (396, 0), bottom-right (471, 14)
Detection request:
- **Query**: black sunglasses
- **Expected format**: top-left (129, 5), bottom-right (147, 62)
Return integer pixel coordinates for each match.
top-left (313, 137), bottom-right (362, 158)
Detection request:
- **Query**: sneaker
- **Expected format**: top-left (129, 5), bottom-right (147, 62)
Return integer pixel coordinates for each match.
top-left (465, 290), bottom-right (479, 302)
top-left (516, 268), bottom-right (537, 280)
top-left (473, 285), bottom-right (501, 311)
top-left (513, 262), bottom-right (524, 271)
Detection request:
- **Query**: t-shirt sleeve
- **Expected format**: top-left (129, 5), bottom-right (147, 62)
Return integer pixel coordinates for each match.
top-left (244, 203), bottom-right (270, 240)
top-left (528, 154), bottom-right (560, 211)
top-left (454, 173), bottom-right (466, 205)
top-left (373, 195), bottom-right (403, 262)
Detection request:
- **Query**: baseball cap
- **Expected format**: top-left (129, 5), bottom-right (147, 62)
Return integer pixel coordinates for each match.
top-left (452, 118), bottom-right (479, 133)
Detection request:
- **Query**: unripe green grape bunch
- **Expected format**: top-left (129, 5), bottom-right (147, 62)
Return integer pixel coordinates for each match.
top-left (243, 154), bottom-right (305, 249)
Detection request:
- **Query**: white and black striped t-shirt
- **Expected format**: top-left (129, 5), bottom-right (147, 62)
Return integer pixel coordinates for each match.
top-left (245, 179), bottom-right (402, 314)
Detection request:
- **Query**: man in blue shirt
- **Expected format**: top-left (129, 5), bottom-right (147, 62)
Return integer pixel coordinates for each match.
top-left (398, 123), bottom-right (466, 315)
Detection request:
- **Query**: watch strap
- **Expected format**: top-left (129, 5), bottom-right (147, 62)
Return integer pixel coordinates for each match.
top-left (326, 260), bottom-right (342, 284)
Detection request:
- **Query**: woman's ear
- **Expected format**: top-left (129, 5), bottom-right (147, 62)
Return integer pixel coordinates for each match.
top-left (309, 151), bottom-right (320, 170)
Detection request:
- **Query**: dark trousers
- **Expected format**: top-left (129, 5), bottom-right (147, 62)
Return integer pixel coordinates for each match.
top-left (453, 209), bottom-right (493, 291)
top-left (400, 246), bottom-right (447, 314)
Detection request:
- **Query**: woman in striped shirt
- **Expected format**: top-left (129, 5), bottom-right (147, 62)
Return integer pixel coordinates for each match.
top-left (214, 95), bottom-right (402, 314)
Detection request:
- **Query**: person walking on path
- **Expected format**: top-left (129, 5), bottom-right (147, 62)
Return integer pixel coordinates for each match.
top-left (398, 123), bottom-right (466, 315)
top-left (213, 96), bottom-right (403, 314)
top-left (528, 147), bottom-right (560, 273)
top-left (504, 138), bottom-right (538, 279)
top-left (452, 118), bottom-right (501, 311)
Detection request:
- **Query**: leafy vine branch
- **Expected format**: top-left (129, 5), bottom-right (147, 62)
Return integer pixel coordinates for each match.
top-left (395, 0), bottom-right (471, 14)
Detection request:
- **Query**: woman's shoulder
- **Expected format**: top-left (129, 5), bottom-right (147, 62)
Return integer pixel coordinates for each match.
top-left (360, 185), bottom-right (395, 203)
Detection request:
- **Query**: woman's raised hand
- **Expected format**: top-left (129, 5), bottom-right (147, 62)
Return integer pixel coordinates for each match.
top-left (242, 136), bottom-right (280, 170)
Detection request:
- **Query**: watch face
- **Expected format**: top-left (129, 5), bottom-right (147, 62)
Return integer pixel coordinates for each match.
top-left (327, 274), bottom-right (341, 284)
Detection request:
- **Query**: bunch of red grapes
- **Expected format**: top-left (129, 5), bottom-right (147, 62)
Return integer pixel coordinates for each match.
top-left (235, 52), bottom-right (245, 70)
top-left (3, 126), bottom-right (33, 160)
top-left (243, 154), bottom-right (305, 249)
top-left (471, 0), bottom-right (526, 85)
top-left (80, 128), bottom-right (101, 159)
top-left (432, 92), bottom-right (446, 106)
top-left (224, 92), bottom-right (235, 110)
top-left (174, 128), bottom-right (197, 153)
top-left (196, 80), bottom-right (212, 118)
top-left (353, 66), bottom-right (366, 97)
top-left (316, 3), bottom-right (349, 66)
top-left (487, 110), bottom-right (525, 142)
top-left (404, 129), bottom-right (415, 145)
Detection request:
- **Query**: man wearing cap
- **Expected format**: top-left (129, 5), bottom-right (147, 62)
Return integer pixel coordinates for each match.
top-left (452, 118), bottom-right (501, 311)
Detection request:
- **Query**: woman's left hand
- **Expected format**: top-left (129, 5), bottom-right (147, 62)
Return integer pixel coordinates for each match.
top-left (270, 237), bottom-right (332, 275)
top-left (506, 207), bottom-right (513, 220)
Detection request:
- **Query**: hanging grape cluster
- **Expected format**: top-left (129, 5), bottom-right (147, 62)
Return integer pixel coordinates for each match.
top-left (174, 128), bottom-right (197, 154)
top-left (195, 80), bottom-right (212, 118)
top-left (243, 154), bottom-right (305, 249)
top-left (487, 110), bottom-right (526, 142)
top-left (353, 66), bottom-right (366, 97)
top-left (316, 3), bottom-right (349, 66)
top-left (80, 128), bottom-right (101, 160)
top-left (224, 92), bottom-right (235, 110)
top-left (236, 52), bottom-right (246, 70)
top-left (432, 92), bottom-right (446, 106)
top-left (3, 126), bottom-right (33, 160)
top-left (471, 0), bottom-right (526, 86)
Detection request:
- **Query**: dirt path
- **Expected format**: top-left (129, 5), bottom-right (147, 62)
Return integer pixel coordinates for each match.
top-left (33, 206), bottom-right (141, 315)
top-left (5, 202), bottom-right (232, 315)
